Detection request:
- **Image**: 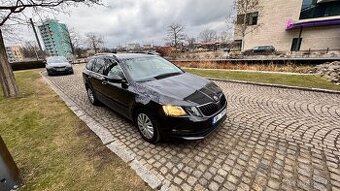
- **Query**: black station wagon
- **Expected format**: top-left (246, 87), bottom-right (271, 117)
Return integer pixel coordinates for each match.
top-left (83, 54), bottom-right (227, 143)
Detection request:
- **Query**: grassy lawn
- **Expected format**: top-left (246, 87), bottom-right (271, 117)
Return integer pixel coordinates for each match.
top-left (0, 70), bottom-right (151, 191)
top-left (185, 69), bottom-right (340, 91)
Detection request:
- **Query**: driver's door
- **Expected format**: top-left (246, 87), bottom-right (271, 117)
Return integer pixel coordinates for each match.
top-left (101, 58), bottom-right (134, 118)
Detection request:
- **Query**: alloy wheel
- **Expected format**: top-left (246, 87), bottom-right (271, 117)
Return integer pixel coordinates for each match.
top-left (137, 113), bottom-right (154, 140)
top-left (87, 88), bottom-right (95, 104)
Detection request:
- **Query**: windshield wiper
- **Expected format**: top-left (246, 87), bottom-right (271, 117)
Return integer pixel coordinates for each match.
top-left (153, 72), bottom-right (182, 80)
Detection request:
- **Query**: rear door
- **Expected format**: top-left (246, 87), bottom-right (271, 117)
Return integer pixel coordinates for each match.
top-left (88, 57), bottom-right (108, 104)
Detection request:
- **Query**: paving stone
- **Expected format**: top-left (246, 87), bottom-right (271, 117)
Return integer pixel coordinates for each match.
top-left (268, 179), bottom-right (281, 189)
top-left (227, 174), bottom-right (238, 184)
top-left (187, 176), bottom-right (197, 186)
top-left (313, 175), bottom-right (328, 185)
top-left (313, 182), bottom-right (328, 191)
top-left (209, 181), bottom-right (220, 191)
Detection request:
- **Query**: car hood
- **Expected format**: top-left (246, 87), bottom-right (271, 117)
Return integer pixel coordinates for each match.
top-left (135, 73), bottom-right (223, 106)
top-left (46, 62), bottom-right (71, 67)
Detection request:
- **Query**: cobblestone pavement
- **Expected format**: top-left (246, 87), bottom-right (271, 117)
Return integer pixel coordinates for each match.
top-left (45, 64), bottom-right (340, 191)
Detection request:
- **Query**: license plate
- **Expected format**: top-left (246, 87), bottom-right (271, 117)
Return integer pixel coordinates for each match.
top-left (56, 68), bottom-right (65, 71)
top-left (212, 109), bottom-right (227, 125)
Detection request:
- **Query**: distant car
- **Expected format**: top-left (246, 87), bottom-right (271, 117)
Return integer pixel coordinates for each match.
top-left (242, 46), bottom-right (276, 56)
top-left (83, 54), bottom-right (227, 143)
top-left (46, 56), bottom-right (74, 76)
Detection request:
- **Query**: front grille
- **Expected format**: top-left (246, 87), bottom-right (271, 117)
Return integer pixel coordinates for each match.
top-left (54, 66), bottom-right (66, 69)
top-left (198, 95), bottom-right (226, 116)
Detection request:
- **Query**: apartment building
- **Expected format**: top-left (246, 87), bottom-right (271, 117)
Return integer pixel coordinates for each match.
top-left (38, 20), bottom-right (72, 59)
top-left (234, 0), bottom-right (340, 52)
top-left (5, 46), bottom-right (24, 63)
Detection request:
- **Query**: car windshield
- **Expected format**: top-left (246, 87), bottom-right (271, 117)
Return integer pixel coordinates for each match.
top-left (47, 57), bottom-right (68, 63)
top-left (124, 57), bottom-right (183, 82)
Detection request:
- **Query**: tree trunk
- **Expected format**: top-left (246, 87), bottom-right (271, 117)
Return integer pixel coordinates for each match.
top-left (0, 29), bottom-right (19, 98)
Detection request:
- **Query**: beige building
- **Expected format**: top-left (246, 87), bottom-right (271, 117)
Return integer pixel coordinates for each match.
top-left (234, 0), bottom-right (340, 52)
top-left (6, 46), bottom-right (24, 63)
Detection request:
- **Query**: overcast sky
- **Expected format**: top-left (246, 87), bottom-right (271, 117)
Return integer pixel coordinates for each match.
top-left (5, 0), bottom-right (233, 48)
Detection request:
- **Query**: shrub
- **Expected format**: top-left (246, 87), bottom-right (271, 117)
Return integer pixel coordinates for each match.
top-left (10, 60), bottom-right (45, 71)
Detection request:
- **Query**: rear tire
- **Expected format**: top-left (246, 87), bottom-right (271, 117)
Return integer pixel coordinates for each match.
top-left (134, 110), bottom-right (160, 143)
top-left (86, 87), bottom-right (100, 106)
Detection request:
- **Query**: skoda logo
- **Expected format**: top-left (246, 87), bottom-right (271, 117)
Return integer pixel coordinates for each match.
top-left (213, 95), bottom-right (219, 101)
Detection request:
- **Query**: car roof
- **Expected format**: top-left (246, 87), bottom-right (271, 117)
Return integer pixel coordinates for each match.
top-left (115, 53), bottom-right (156, 60)
top-left (91, 53), bottom-right (156, 61)
top-left (47, 56), bottom-right (67, 60)
top-left (255, 45), bottom-right (274, 48)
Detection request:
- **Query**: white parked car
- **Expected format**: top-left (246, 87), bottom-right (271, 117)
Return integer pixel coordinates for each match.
top-left (46, 56), bottom-right (74, 76)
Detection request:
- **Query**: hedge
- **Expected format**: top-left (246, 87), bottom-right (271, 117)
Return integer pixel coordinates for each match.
top-left (10, 60), bottom-right (46, 71)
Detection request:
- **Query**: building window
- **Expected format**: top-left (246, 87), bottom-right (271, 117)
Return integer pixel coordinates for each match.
top-left (248, 12), bottom-right (258, 25)
top-left (236, 12), bottom-right (258, 25)
top-left (233, 40), bottom-right (243, 51)
top-left (300, 0), bottom-right (340, 19)
top-left (236, 14), bottom-right (245, 24)
top-left (291, 38), bottom-right (302, 51)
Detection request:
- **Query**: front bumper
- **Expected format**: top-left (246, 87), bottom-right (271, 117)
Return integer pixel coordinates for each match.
top-left (158, 106), bottom-right (227, 140)
top-left (47, 67), bottom-right (73, 75)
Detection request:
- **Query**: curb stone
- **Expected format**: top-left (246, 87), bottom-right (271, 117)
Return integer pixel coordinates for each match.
top-left (209, 78), bottom-right (340, 95)
top-left (40, 72), bottom-right (166, 190)
top-left (183, 67), bottom-right (313, 75)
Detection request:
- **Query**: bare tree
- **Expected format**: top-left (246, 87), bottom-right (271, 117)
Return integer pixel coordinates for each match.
top-left (61, 26), bottom-right (81, 59)
top-left (186, 37), bottom-right (196, 51)
top-left (68, 28), bottom-right (84, 58)
top-left (219, 31), bottom-right (233, 44)
top-left (166, 23), bottom-right (185, 52)
top-left (85, 32), bottom-right (103, 54)
top-left (22, 41), bottom-right (46, 59)
top-left (228, 0), bottom-right (262, 51)
top-left (0, 0), bottom-right (101, 98)
top-left (199, 29), bottom-right (217, 43)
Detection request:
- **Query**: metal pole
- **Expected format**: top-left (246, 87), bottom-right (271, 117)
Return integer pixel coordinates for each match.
top-left (0, 135), bottom-right (22, 191)
top-left (297, 26), bottom-right (303, 51)
top-left (29, 18), bottom-right (43, 51)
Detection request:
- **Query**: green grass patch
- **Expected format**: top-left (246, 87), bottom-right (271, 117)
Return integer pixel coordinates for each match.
top-left (185, 69), bottom-right (340, 91)
top-left (0, 70), bottom-right (151, 191)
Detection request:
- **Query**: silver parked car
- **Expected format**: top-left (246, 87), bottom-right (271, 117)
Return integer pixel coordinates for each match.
top-left (46, 56), bottom-right (74, 76)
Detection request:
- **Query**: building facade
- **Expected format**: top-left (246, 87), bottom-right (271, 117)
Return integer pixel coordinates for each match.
top-left (38, 20), bottom-right (72, 59)
top-left (234, 0), bottom-right (340, 52)
top-left (5, 46), bottom-right (24, 63)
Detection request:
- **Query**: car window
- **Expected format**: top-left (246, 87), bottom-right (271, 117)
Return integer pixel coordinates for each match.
top-left (86, 59), bottom-right (95, 71)
top-left (104, 58), bottom-right (122, 77)
top-left (125, 57), bottom-right (183, 82)
top-left (47, 56), bottom-right (67, 63)
top-left (93, 58), bottom-right (106, 74)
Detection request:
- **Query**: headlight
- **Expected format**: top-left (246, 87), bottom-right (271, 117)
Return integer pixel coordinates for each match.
top-left (162, 105), bottom-right (187, 116)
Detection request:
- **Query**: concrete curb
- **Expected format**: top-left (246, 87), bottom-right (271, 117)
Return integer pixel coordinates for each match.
top-left (183, 67), bottom-right (312, 75)
top-left (40, 72), bottom-right (166, 190)
top-left (210, 78), bottom-right (340, 95)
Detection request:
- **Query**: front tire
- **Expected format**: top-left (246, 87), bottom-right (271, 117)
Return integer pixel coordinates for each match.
top-left (135, 110), bottom-right (160, 143)
top-left (86, 87), bottom-right (100, 106)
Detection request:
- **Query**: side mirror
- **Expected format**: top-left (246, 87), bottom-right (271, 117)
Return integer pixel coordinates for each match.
top-left (106, 75), bottom-right (126, 83)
